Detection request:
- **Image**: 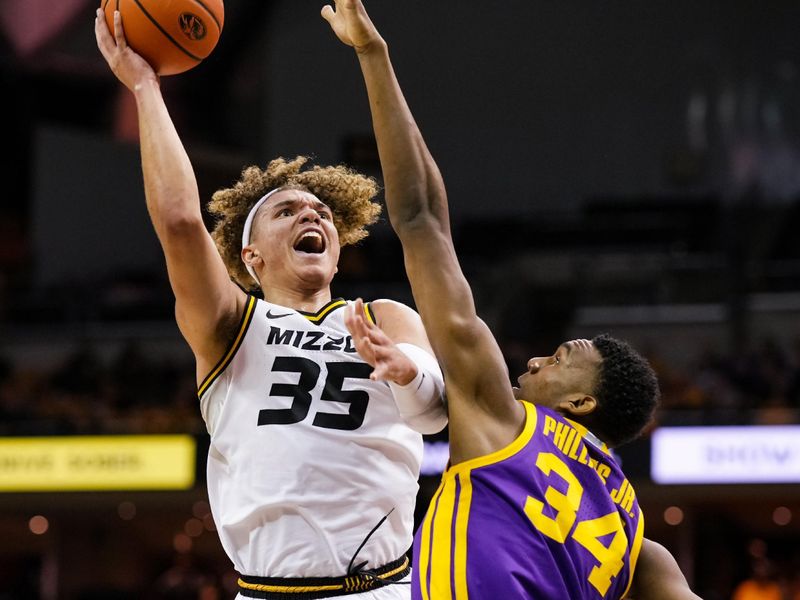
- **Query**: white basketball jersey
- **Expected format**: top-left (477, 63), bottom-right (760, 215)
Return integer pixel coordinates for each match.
top-left (198, 296), bottom-right (423, 578)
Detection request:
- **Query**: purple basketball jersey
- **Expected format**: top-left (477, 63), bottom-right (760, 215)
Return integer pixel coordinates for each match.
top-left (412, 401), bottom-right (644, 599)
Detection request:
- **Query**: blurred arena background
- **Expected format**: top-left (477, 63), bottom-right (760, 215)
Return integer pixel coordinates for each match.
top-left (2, 1), bottom-right (800, 598)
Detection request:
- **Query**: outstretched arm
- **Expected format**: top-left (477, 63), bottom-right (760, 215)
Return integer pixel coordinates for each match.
top-left (95, 11), bottom-right (245, 377)
top-left (322, 1), bottom-right (522, 461)
top-left (628, 539), bottom-right (703, 600)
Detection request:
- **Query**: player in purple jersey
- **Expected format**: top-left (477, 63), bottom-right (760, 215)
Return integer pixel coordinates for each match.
top-left (335, 0), bottom-right (704, 598)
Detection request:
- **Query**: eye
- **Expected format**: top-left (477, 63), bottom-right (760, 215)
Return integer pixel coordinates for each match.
top-left (278, 208), bottom-right (293, 217)
top-left (318, 211), bottom-right (330, 220)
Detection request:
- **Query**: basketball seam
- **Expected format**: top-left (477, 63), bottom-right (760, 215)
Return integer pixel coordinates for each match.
top-left (130, 0), bottom-right (203, 63)
top-left (189, 0), bottom-right (222, 33)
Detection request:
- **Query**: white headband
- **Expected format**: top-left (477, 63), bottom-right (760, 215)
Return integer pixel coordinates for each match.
top-left (241, 188), bottom-right (283, 285)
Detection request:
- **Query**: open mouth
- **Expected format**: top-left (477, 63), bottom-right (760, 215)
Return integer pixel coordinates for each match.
top-left (293, 231), bottom-right (325, 254)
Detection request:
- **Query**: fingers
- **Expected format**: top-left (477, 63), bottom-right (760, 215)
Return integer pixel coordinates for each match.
top-left (95, 9), bottom-right (114, 56)
top-left (354, 298), bottom-right (378, 332)
top-left (345, 299), bottom-right (376, 354)
top-left (347, 299), bottom-right (371, 338)
top-left (95, 9), bottom-right (127, 59)
top-left (112, 10), bottom-right (127, 49)
top-left (320, 4), bottom-right (335, 22)
top-left (359, 337), bottom-right (378, 378)
top-left (344, 299), bottom-right (364, 337)
top-left (95, 11), bottom-right (107, 47)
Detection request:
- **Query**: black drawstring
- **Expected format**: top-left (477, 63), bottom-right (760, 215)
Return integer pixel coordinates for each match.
top-left (346, 508), bottom-right (410, 587)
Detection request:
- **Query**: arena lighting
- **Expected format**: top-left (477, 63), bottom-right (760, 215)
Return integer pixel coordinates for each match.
top-left (420, 440), bottom-right (623, 476)
top-left (663, 506), bottom-right (684, 526)
top-left (0, 435), bottom-right (196, 492)
top-left (421, 441), bottom-right (450, 476)
top-left (28, 515), bottom-right (49, 535)
top-left (773, 507), bottom-right (792, 526)
top-left (651, 426), bottom-right (800, 484)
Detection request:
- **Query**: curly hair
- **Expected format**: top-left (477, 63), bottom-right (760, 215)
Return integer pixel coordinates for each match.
top-left (207, 156), bottom-right (382, 290)
top-left (586, 334), bottom-right (660, 448)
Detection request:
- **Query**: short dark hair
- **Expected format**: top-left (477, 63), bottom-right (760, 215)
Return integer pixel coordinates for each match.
top-left (588, 334), bottom-right (660, 447)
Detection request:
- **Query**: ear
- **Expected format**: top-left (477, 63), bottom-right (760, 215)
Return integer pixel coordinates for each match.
top-left (241, 245), bottom-right (261, 267)
top-left (558, 394), bottom-right (597, 417)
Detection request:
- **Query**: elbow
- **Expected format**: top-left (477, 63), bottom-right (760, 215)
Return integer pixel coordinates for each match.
top-left (390, 210), bottom-right (439, 238)
top-left (387, 171), bottom-right (448, 235)
top-left (389, 196), bottom-right (447, 241)
top-left (157, 209), bottom-right (206, 239)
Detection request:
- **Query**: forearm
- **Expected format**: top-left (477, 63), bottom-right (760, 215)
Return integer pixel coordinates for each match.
top-left (356, 41), bottom-right (481, 341)
top-left (134, 79), bottom-right (203, 237)
top-left (388, 342), bottom-right (447, 434)
top-left (356, 43), bottom-right (448, 233)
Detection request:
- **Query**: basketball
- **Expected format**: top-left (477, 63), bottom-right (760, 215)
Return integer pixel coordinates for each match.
top-left (101, 0), bottom-right (224, 76)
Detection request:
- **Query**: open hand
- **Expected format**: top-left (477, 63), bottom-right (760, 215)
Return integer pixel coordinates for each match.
top-left (345, 298), bottom-right (417, 385)
top-left (95, 9), bottom-right (158, 92)
top-left (321, 0), bottom-right (384, 53)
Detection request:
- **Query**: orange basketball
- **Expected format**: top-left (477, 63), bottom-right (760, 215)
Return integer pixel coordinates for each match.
top-left (102, 0), bottom-right (224, 76)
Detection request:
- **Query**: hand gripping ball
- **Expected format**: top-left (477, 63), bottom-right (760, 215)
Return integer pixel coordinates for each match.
top-left (102, 0), bottom-right (224, 75)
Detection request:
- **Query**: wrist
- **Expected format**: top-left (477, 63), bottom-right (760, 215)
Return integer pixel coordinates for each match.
top-left (355, 37), bottom-right (388, 58)
top-left (392, 363), bottom-right (420, 388)
top-left (387, 343), bottom-right (447, 435)
top-left (133, 74), bottom-right (160, 97)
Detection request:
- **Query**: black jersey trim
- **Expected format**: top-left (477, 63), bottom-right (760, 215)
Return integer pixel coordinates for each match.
top-left (364, 302), bottom-right (376, 325)
top-left (197, 295), bottom-right (257, 399)
top-left (298, 298), bottom-right (347, 325)
top-left (238, 556), bottom-right (409, 598)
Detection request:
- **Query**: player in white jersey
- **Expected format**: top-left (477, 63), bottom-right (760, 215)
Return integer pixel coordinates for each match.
top-left (201, 295), bottom-right (432, 589)
top-left (95, 2), bottom-right (447, 598)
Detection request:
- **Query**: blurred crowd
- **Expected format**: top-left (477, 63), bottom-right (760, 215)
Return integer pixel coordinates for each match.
top-left (654, 336), bottom-right (800, 426)
top-left (1, 332), bottom-right (799, 438)
top-left (0, 342), bottom-right (203, 437)
top-left (730, 546), bottom-right (800, 600)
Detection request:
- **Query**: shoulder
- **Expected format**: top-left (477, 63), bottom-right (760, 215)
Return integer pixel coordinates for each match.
top-left (368, 298), bottom-right (420, 325)
top-left (629, 538), bottom-right (700, 600)
top-left (364, 299), bottom-right (431, 349)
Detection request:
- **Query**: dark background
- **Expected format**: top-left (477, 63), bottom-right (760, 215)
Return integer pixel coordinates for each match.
top-left (1, 1), bottom-right (800, 598)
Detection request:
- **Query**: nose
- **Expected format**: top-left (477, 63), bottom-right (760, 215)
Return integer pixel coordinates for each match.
top-left (527, 358), bottom-right (543, 373)
top-left (299, 205), bottom-right (321, 223)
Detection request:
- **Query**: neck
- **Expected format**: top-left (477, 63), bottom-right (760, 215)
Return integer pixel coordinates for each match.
top-left (261, 285), bottom-right (333, 313)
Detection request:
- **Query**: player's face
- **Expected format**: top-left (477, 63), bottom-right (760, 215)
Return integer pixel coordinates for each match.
top-left (513, 339), bottom-right (602, 411)
top-left (249, 189), bottom-right (340, 289)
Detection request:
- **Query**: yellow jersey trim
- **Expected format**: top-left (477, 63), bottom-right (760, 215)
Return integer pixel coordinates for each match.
top-left (453, 471), bottom-right (472, 600)
top-left (237, 557), bottom-right (409, 594)
top-left (364, 301), bottom-right (376, 325)
top-left (299, 298), bottom-right (347, 323)
top-left (417, 481), bottom-right (446, 600)
top-left (429, 476), bottom-right (457, 597)
top-left (445, 400), bottom-right (538, 476)
top-left (621, 507), bottom-right (646, 598)
top-left (197, 295), bottom-right (257, 399)
top-left (237, 581), bottom-right (339, 594)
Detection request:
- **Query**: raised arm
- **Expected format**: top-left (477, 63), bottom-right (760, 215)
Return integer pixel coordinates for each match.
top-left (628, 539), bottom-right (703, 600)
top-left (322, 1), bottom-right (522, 461)
top-left (95, 10), bottom-right (246, 376)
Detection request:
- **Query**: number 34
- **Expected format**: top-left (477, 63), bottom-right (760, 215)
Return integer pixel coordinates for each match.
top-left (524, 452), bottom-right (628, 596)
